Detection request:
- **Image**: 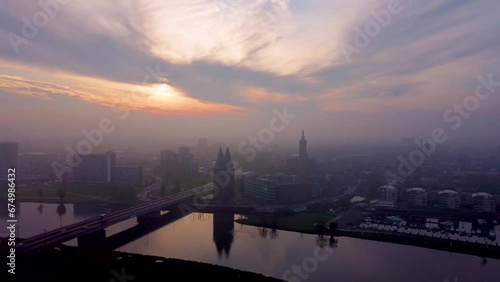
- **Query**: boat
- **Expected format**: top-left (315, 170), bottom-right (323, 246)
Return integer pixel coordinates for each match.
top-left (476, 228), bottom-right (482, 235)
top-left (471, 229), bottom-right (476, 235)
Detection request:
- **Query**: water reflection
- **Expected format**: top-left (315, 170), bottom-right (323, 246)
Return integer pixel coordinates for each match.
top-left (213, 213), bottom-right (234, 259)
top-left (37, 203), bottom-right (44, 214)
top-left (2, 203), bottom-right (500, 281)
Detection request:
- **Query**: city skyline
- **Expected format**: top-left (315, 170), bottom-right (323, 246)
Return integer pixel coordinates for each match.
top-left (1, 2), bottom-right (500, 281)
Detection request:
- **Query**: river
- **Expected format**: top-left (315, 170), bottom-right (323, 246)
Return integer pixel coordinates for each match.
top-left (2, 202), bottom-right (500, 282)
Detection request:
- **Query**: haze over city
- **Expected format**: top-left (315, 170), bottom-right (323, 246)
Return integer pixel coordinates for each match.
top-left (1, 0), bottom-right (500, 150)
top-left (2, 1), bottom-right (500, 282)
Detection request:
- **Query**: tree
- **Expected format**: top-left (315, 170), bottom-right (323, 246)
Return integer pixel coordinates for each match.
top-left (38, 187), bottom-right (43, 202)
top-left (258, 227), bottom-right (268, 238)
top-left (316, 235), bottom-right (328, 248)
top-left (329, 236), bottom-right (339, 248)
top-left (57, 173), bottom-right (69, 202)
top-left (329, 221), bottom-right (338, 233)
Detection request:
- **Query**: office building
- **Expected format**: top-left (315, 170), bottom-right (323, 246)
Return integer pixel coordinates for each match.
top-left (0, 142), bottom-right (18, 181)
top-left (73, 151), bottom-right (116, 183)
top-left (378, 185), bottom-right (398, 203)
top-left (438, 190), bottom-right (461, 209)
top-left (114, 166), bottom-right (143, 185)
top-left (406, 187), bottom-right (428, 207)
top-left (472, 192), bottom-right (496, 213)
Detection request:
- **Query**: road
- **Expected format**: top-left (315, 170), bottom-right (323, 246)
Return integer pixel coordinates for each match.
top-left (137, 176), bottom-right (163, 201)
top-left (18, 183), bottom-right (213, 254)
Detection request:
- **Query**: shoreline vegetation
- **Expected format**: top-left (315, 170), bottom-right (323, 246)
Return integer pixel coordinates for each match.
top-left (2, 183), bottom-right (142, 205)
top-left (9, 245), bottom-right (284, 282)
top-left (236, 214), bottom-right (500, 260)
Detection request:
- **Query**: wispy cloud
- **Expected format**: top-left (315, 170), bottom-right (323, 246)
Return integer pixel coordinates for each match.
top-left (1, 0), bottom-right (500, 145)
top-left (0, 74), bottom-right (248, 115)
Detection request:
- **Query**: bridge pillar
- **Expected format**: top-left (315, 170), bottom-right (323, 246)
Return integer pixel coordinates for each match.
top-left (137, 211), bottom-right (161, 225)
top-left (77, 229), bottom-right (106, 247)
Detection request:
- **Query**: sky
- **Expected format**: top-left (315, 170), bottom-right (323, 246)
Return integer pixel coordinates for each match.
top-left (1, 0), bottom-right (500, 152)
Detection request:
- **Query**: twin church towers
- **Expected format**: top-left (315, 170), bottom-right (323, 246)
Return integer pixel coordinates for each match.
top-left (212, 131), bottom-right (311, 202)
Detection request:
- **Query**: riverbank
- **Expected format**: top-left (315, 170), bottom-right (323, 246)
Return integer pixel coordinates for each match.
top-left (236, 213), bottom-right (500, 260)
top-left (236, 213), bottom-right (334, 234)
top-left (2, 183), bottom-right (141, 205)
top-left (7, 245), bottom-right (284, 282)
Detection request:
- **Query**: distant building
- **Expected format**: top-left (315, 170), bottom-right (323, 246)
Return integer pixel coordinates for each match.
top-left (160, 150), bottom-right (178, 183)
top-left (406, 187), bottom-right (427, 207)
top-left (378, 185), bottom-right (398, 203)
top-left (243, 172), bottom-right (310, 204)
top-left (236, 171), bottom-right (258, 193)
top-left (472, 192), bottom-right (496, 213)
top-left (438, 190), bottom-right (461, 209)
top-left (160, 147), bottom-right (198, 184)
top-left (178, 146), bottom-right (195, 178)
top-left (114, 166), bottom-right (143, 185)
top-left (213, 147), bottom-right (235, 202)
top-left (0, 142), bottom-right (18, 181)
top-left (73, 151), bottom-right (116, 183)
top-left (197, 138), bottom-right (209, 162)
top-left (18, 152), bottom-right (57, 180)
top-left (286, 131), bottom-right (316, 183)
top-left (244, 177), bottom-right (276, 202)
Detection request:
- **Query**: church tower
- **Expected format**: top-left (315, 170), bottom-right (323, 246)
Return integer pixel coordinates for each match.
top-left (299, 130), bottom-right (308, 160)
top-left (213, 147), bottom-right (235, 202)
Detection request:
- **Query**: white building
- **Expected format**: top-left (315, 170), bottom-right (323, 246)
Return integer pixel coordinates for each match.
top-left (406, 187), bottom-right (427, 207)
top-left (438, 190), bottom-right (461, 209)
top-left (472, 192), bottom-right (496, 213)
top-left (378, 185), bottom-right (398, 203)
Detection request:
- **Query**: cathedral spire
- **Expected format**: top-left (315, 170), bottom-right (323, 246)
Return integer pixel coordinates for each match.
top-left (224, 147), bottom-right (235, 174)
top-left (299, 131), bottom-right (308, 160)
top-left (214, 147), bottom-right (225, 169)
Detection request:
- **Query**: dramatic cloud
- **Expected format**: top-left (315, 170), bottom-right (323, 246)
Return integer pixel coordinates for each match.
top-left (1, 0), bottom-right (500, 146)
